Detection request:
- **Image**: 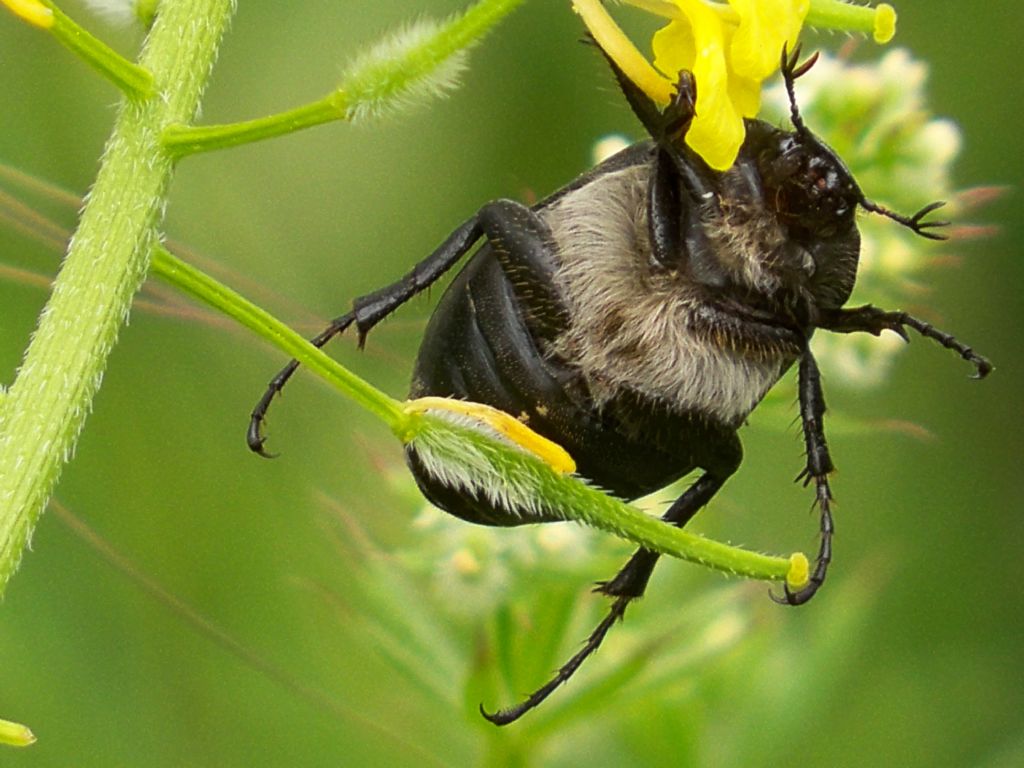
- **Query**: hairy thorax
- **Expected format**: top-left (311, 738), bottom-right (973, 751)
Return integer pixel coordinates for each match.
top-left (541, 163), bottom-right (800, 426)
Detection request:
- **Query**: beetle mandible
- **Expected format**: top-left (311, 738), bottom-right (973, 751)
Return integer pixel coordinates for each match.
top-left (248, 46), bottom-right (991, 724)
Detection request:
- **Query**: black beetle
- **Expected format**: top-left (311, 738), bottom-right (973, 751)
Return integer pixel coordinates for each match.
top-left (248, 47), bottom-right (990, 724)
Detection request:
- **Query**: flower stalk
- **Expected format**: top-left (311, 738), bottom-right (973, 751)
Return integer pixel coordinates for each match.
top-left (162, 0), bottom-right (525, 158)
top-left (2, 0), bottom-right (154, 97)
top-left (148, 245), bottom-right (406, 430)
top-left (0, 0), bottom-right (236, 596)
top-left (622, 0), bottom-right (895, 41)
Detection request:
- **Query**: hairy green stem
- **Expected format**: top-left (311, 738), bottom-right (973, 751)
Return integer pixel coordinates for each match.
top-left (0, 0), bottom-right (236, 595)
top-left (162, 0), bottom-right (526, 158)
top-left (806, 0), bottom-right (895, 42)
top-left (150, 247), bottom-right (795, 584)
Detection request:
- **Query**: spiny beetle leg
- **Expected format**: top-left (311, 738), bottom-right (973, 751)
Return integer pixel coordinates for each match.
top-left (775, 350), bottom-right (835, 606)
top-left (820, 305), bottom-right (993, 378)
top-left (247, 312), bottom-right (355, 456)
top-left (482, 470), bottom-right (735, 725)
top-left (247, 214), bottom-right (492, 455)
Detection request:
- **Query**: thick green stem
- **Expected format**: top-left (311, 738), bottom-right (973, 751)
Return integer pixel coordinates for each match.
top-left (806, 0), bottom-right (895, 43)
top-left (407, 414), bottom-right (798, 581)
top-left (0, 0), bottom-right (236, 595)
top-left (621, 0), bottom-right (896, 42)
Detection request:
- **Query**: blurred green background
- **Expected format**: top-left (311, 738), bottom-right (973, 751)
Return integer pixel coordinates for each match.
top-left (1, 1), bottom-right (1022, 765)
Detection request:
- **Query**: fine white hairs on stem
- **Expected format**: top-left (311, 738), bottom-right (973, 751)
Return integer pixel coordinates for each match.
top-left (406, 409), bottom-right (558, 523)
top-left (341, 17), bottom-right (471, 124)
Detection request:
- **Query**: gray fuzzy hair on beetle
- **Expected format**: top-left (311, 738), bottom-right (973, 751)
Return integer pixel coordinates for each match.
top-left (248, 45), bottom-right (991, 725)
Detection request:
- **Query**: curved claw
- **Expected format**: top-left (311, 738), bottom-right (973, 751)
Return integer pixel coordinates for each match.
top-left (247, 432), bottom-right (278, 460)
top-left (779, 43), bottom-right (818, 137)
top-left (971, 356), bottom-right (994, 379)
top-left (246, 311), bottom-right (357, 459)
top-left (479, 595), bottom-right (632, 725)
top-left (781, 43), bottom-right (819, 81)
top-left (771, 577), bottom-right (823, 606)
top-left (479, 702), bottom-right (521, 727)
top-left (247, 388), bottom-right (281, 458)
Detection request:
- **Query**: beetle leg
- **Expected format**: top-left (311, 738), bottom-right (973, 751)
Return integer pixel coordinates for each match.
top-left (350, 217), bottom-right (485, 346)
top-left (776, 349), bottom-right (835, 606)
top-left (819, 304), bottom-right (992, 378)
top-left (248, 216), bottom-right (485, 455)
top-left (648, 147), bottom-right (684, 269)
top-left (482, 461), bottom-right (738, 726)
top-left (247, 313), bottom-right (356, 456)
top-left (475, 199), bottom-right (570, 345)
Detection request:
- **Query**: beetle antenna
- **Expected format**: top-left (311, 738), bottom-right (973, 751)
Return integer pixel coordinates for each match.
top-left (858, 198), bottom-right (951, 241)
top-left (780, 43), bottom-right (819, 139)
top-left (777, 44), bottom-right (952, 243)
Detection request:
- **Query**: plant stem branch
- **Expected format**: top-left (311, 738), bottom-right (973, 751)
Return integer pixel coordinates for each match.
top-left (149, 247), bottom-right (797, 585)
top-left (0, 0), bottom-right (236, 595)
top-left (47, 2), bottom-right (155, 97)
top-left (149, 246), bottom-right (405, 429)
top-left (162, 95), bottom-right (344, 158)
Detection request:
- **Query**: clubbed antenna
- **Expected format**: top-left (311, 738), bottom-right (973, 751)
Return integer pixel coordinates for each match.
top-left (780, 43), bottom-right (819, 139)
top-left (779, 44), bottom-right (950, 242)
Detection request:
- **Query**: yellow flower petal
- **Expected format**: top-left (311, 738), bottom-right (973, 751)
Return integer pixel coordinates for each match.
top-left (667, 0), bottom-right (745, 170)
top-left (575, 0), bottom-right (675, 105)
top-left (728, 69), bottom-right (761, 118)
top-left (646, 0), bottom-right (812, 168)
top-left (652, 17), bottom-right (697, 80)
top-left (729, 0), bottom-right (808, 80)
